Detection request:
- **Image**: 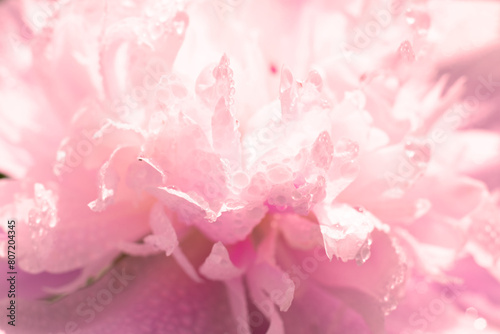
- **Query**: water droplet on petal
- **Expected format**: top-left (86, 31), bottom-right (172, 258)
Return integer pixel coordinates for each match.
top-left (404, 139), bottom-right (431, 168)
top-left (306, 70), bottom-right (323, 92)
top-left (291, 190), bottom-right (303, 201)
top-left (311, 131), bottom-right (333, 170)
top-left (414, 198), bottom-right (431, 218)
top-left (172, 12), bottom-right (188, 36)
top-left (405, 9), bottom-right (430, 35)
top-left (355, 237), bottom-right (372, 265)
top-left (398, 40), bottom-right (415, 62)
top-left (354, 206), bottom-right (365, 213)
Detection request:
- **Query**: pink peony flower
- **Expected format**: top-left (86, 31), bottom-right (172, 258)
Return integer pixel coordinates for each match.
top-left (0, 0), bottom-right (500, 333)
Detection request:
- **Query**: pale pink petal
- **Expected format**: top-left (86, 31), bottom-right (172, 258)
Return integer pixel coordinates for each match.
top-left (143, 202), bottom-right (178, 256)
top-left (199, 242), bottom-right (243, 280)
top-left (314, 203), bottom-right (376, 262)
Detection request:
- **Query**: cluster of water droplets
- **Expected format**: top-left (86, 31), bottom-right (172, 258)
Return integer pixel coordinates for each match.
top-left (380, 262), bottom-right (407, 314)
top-left (212, 55), bottom-right (236, 105)
top-left (398, 40), bottom-right (415, 62)
top-left (142, 2), bottom-right (187, 41)
top-left (28, 183), bottom-right (58, 229)
top-left (350, 206), bottom-right (373, 266)
top-left (316, 203), bottom-right (376, 264)
top-left (354, 234), bottom-right (372, 266)
top-left (401, 4), bottom-right (431, 61)
top-left (380, 241), bottom-right (408, 314)
top-left (196, 54), bottom-right (236, 107)
top-left (254, 128), bottom-right (363, 214)
top-left (311, 131), bottom-right (334, 170)
top-left (26, 183), bottom-right (58, 271)
top-left (240, 147), bottom-right (325, 214)
top-left (279, 68), bottom-right (328, 121)
top-left (334, 137), bottom-right (361, 180)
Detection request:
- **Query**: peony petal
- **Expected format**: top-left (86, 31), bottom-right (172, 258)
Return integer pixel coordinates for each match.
top-left (277, 229), bottom-right (407, 315)
top-left (199, 242), bottom-right (243, 281)
top-left (143, 202), bottom-right (179, 256)
top-left (0, 255), bottom-right (237, 334)
top-left (313, 203), bottom-right (376, 263)
top-left (282, 282), bottom-right (383, 334)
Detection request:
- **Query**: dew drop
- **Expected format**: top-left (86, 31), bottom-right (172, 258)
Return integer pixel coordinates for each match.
top-left (331, 223), bottom-right (347, 239)
top-left (48, 216), bottom-right (57, 228)
top-left (405, 12), bottom-right (415, 26)
top-left (405, 9), bottom-right (430, 36)
top-left (398, 40), bottom-right (415, 62)
top-left (415, 198), bottom-right (431, 218)
top-left (311, 131), bottom-right (333, 170)
top-left (291, 190), bottom-right (303, 201)
top-left (404, 139), bottom-right (431, 168)
top-left (306, 70), bottom-right (323, 92)
top-left (172, 12), bottom-right (188, 36)
top-left (354, 206), bottom-right (365, 213)
top-left (355, 237), bottom-right (372, 265)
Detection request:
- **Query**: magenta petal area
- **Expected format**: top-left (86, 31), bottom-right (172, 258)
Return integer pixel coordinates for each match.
top-left (282, 283), bottom-right (383, 334)
top-left (0, 255), bottom-right (237, 334)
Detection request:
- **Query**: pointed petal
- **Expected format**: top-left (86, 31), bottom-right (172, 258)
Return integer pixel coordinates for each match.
top-left (199, 242), bottom-right (243, 280)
